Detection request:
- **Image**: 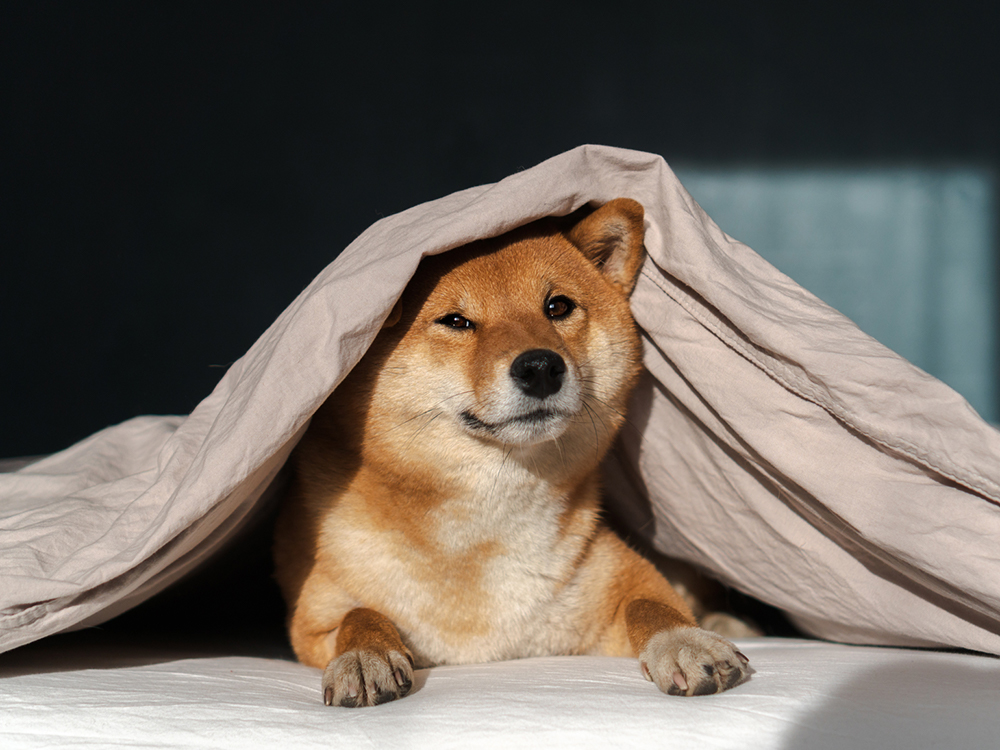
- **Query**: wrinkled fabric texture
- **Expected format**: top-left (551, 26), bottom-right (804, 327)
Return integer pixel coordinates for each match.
top-left (2, 639), bottom-right (1000, 749)
top-left (2, 144), bottom-right (999, 656)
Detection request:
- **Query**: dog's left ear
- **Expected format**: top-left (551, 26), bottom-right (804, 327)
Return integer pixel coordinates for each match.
top-left (566, 198), bottom-right (646, 295)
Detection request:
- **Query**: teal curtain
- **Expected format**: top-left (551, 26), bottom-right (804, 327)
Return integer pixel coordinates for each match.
top-left (676, 168), bottom-right (997, 424)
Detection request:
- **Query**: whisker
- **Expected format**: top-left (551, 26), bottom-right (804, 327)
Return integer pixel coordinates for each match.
top-left (400, 410), bottom-right (445, 453)
top-left (366, 390), bottom-right (476, 441)
top-left (580, 399), bottom-right (605, 463)
top-left (488, 445), bottom-right (515, 508)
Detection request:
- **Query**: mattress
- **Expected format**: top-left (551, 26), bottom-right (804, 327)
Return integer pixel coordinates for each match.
top-left (2, 633), bottom-right (998, 749)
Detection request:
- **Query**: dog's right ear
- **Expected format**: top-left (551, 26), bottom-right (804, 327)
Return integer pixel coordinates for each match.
top-left (566, 198), bottom-right (646, 296)
top-left (382, 297), bottom-right (403, 328)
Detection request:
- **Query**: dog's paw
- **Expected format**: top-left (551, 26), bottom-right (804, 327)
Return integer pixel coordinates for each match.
top-left (638, 627), bottom-right (750, 696)
top-left (322, 648), bottom-right (414, 707)
top-left (700, 611), bottom-right (763, 639)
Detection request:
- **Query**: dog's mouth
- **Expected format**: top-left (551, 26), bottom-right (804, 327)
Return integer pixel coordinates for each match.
top-left (460, 408), bottom-right (569, 439)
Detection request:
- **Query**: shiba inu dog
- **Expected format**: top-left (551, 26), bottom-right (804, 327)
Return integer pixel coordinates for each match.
top-left (273, 198), bottom-right (751, 707)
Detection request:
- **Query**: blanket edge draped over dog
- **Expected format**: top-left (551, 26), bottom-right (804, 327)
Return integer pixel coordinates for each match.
top-left (2, 144), bottom-right (999, 656)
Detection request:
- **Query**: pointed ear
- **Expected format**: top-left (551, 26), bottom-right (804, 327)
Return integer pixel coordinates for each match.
top-left (565, 198), bottom-right (646, 295)
top-left (382, 297), bottom-right (403, 328)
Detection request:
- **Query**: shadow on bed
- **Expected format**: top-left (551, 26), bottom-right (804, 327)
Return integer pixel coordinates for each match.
top-left (781, 650), bottom-right (1000, 750)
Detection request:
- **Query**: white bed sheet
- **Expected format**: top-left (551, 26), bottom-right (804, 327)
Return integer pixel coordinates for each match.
top-left (2, 637), bottom-right (998, 749)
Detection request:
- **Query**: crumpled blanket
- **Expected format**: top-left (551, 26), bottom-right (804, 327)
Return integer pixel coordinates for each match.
top-left (3, 144), bottom-right (999, 655)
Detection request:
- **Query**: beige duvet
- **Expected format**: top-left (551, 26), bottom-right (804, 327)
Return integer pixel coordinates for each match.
top-left (2, 145), bottom-right (998, 656)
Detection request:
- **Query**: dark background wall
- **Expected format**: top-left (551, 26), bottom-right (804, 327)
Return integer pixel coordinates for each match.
top-left (4, 2), bottom-right (998, 460)
top-left (3, 3), bottom-right (998, 644)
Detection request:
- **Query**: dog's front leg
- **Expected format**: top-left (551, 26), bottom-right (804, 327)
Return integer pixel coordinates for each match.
top-left (626, 598), bottom-right (751, 696)
top-left (323, 607), bottom-right (415, 707)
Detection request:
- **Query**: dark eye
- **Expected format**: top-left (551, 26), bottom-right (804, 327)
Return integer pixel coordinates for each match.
top-left (437, 313), bottom-right (475, 330)
top-left (545, 295), bottom-right (576, 320)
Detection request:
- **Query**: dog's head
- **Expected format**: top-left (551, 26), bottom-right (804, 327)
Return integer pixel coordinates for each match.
top-left (357, 198), bottom-right (646, 467)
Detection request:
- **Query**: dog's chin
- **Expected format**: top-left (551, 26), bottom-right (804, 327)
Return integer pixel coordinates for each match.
top-left (459, 409), bottom-right (573, 446)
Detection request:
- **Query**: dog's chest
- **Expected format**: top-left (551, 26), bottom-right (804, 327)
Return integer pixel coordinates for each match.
top-left (343, 476), bottom-right (592, 665)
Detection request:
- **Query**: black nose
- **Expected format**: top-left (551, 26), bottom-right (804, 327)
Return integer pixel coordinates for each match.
top-left (510, 349), bottom-right (566, 399)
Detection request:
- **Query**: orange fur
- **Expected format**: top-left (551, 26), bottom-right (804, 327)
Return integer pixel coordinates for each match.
top-left (273, 199), bottom-right (750, 706)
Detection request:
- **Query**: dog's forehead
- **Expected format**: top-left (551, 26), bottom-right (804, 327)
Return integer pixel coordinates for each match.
top-left (427, 234), bottom-right (598, 309)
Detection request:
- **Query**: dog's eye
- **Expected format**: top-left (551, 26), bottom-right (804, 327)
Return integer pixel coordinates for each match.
top-left (545, 296), bottom-right (576, 320)
top-left (437, 313), bottom-right (475, 330)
